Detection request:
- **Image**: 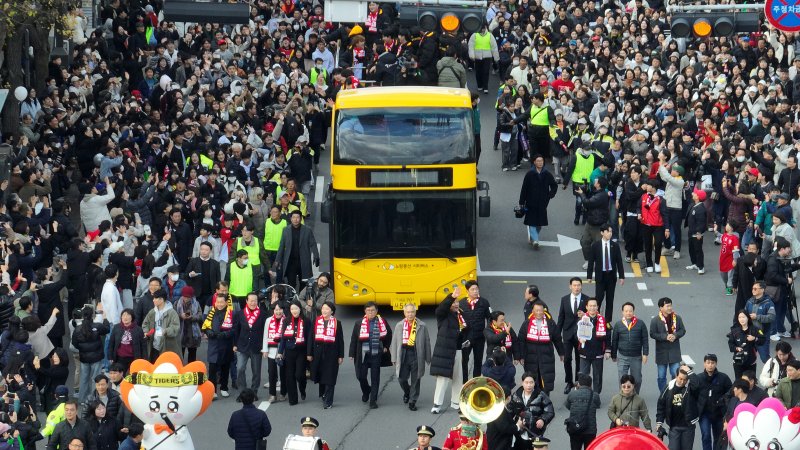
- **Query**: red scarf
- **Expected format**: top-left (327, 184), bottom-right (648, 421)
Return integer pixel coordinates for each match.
top-left (353, 47), bottom-right (365, 63)
top-left (457, 311), bottom-right (466, 330)
top-left (265, 315), bottom-right (283, 346)
top-left (623, 316), bottom-right (638, 331)
top-left (359, 315), bottom-right (387, 341)
top-left (402, 319), bottom-right (417, 345)
top-left (660, 313), bottom-right (676, 334)
top-left (133, 258), bottom-right (143, 278)
top-left (365, 11), bottom-right (378, 32)
top-left (525, 317), bottom-right (551, 343)
top-left (244, 306), bottom-right (260, 328)
top-left (590, 314), bottom-right (607, 337)
top-left (283, 316), bottom-right (305, 344)
top-left (468, 298), bottom-right (478, 310)
top-left (315, 316), bottom-right (337, 343)
top-left (491, 324), bottom-right (513, 348)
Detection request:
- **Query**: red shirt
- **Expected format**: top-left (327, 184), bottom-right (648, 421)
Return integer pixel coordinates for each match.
top-left (550, 78), bottom-right (575, 94)
top-left (719, 233), bottom-right (739, 272)
top-left (442, 428), bottom-right (487, 450)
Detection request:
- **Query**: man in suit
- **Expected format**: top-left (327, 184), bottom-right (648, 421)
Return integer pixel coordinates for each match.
top-left (557, 277), bottom-right (588, 394)
top-left (587, 224), bottom-right (625, 321)
top-left (185, 241), bottom-right (221, 311)
top-left (273, 210), bottom-right (320, 291)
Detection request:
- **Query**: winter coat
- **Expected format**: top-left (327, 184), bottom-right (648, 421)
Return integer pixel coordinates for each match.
top-left (348, 316), bottom-right (392, 370)
top-left (176, 298), bottom-right (203, 349)
top-left (80, 191), bottom-right (115, 232)
top-left (686, 202), bottom-right (707, 237)
top-left (226, 404), bottom-right (272, 450)
top-left (649, 313), bottom-right (685, 365)
top-left (728, 324), bottom-right (765, 369)
top-left (71, 320), bottom-right (111, 364)
top-left (47, 417), bottom-right (96, 450)
top-left (509, 386), bottom-right (555, 435)
top-left (204, 307), bottom-right (235, 365)
top-left (581, 189), bottom-right (611, 226)
top-left (308, 317), bottom-right (345, 386)
top-left (458, 297), bottom-right (491, 341)
top-left (760, 354), bottom-right (794, 396)
top-left (84, 388), bottom-right (122, 421)
top-left (480, 358), bottom-right (516, 394)
top-left (517, 317), bottom-right (565, 393)
top-left (123, 181), bottom-right (156, 226)
top-left (430, 295), bottom-right (468, 379)
top-left (436, 57), bottom-right (467, 88)
top-left (565, 386), bottom-right (601, 435)
top-left (656, 380), bottom-right (699, 428)
top-left (274, 224), bottom-right (319, 279)
top-left (141, 305), bottom-right (181, 356)
top-left (390, 318), bottom-right (432, 380)
top-left (608, 392), bottom-right (652, 430)
top-left (485, 407), bottom-right (518, 450)
top-left (26, 313), bottom-right (58, 359)
top-left (484, 325), bottom-right (518, 361)
top-left (610, 317), bottom-right (649, 359)
top-left (109, 322), bottom-right (147, 362)
top-left (232, 307), bottom-right (268, 354)
top-left (518, 167), bottom-right (559, 227)
top-left (695, 369), bottom-right (733, 418)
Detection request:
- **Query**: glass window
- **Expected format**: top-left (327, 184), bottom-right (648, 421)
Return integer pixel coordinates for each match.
top-left (335, 108), bottom-right (475, 165)
top-left (333, 190), bottom-right (476, 259)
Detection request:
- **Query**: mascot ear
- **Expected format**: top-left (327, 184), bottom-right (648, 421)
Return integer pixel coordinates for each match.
top-left (789, 408), bottom-right (800, 425)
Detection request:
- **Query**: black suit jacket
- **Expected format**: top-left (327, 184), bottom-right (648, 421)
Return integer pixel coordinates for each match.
top-left (587, 239), bottom-right (625, 281)
top-left (557, 293), bottom-right (589, 340)
top-left (184, 256), bottom-right (221, 297)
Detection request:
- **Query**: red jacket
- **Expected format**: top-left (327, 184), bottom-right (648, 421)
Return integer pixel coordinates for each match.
top-left (442, 427), bottom-right (487, 450)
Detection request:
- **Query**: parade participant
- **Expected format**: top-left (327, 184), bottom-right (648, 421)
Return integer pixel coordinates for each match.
top-left (564, 373), bottom-right (601, 450)
top-left (650, 297), bottom-right (686, 393)
top-left (523, 285), bottom-right (551, 320)
top-left (610, 302), bottom-right (649, 393)
top-left (577, 298), bottom-right (611, 394)
top-left (278, 301), bottom-right (310, 406)
top-left (232, 292), bottom-right (267, 400)
top-left (483, 310), bottom-right (516, 361)
top-left (696, 354), bottom-right (732, 450)
top-left (458, 280), bottom-right (491, 383)
top-left (638, 179), bottom-right (669, 274)
top-left (231, 223), bottom-right (267, 291)
top-left (517, 301), bottom-right (564, 394)
top-left (203, 293), bottom-right (235, 399)
top-left (430, 287), bottom-right (469, 414)
top-left (587, 224), bottom-right (625, 320)
top-left (226, 250), bottom-right (254, 309)
top-left (558, 277), bottom-right (588, 394)
top-left (411, 425), bottom-right (441, 450)
top-left (308, 301), bottom-right (344, 409)
top-left (390, 303), bottom-right (432, 412)
top-left (442, 411), bottom-right (488, 450)
top-left (759, 341), bottom-right (795, 396)
top-left (518, 154), bottom-right (559, 249)
top-left (608, 375), bottom-right (652, 431)
top-left (300, 417), bottom-right (330, 450)
top-left (349, 301), bottom-right (392, 409)
top-left (509, 371), bottom-right (555, 447)
top-left (261, 302), bottom-right (286, 403)
top-left (656, 369), bottom-right (699, 450)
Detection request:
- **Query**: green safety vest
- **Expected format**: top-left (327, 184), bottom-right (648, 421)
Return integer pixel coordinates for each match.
top-left (237, 237), bottom-right (261, 266)
top-left (474, 32), bottom-right (492, 50)
top-left (263, 219), bottom-right (287, 252)
top-left (529, 105), bottom-right (549, 126)
top-left (229, 261), bottom-right (253, 297)
top-left (571, 152), bottom-right (595, 184)
top-left (310, 67), bottom-right (328, 85)
top-left (185, 153), bottom-right (214, 171)
top-left (42, 402), bottom-right (65, 437)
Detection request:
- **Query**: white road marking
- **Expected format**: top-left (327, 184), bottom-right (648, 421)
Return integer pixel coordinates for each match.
top-left (258, 401), bottom-right (270, 411)
top-left (314, 176), bottom-right (325, 203)
top-left (637, 282), bottom-right (647, 291)
top-left (478, 270), bottom-right (636, 278)
top-left (682, 355), bottom-right (695, 366)
top-left (642, 298), bottom-right (653, 306)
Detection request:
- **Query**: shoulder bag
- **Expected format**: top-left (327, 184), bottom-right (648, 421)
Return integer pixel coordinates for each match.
top-left (565, 390), bottom-right (592, 435)
top-left (609, 395), bottom-right (633, 429)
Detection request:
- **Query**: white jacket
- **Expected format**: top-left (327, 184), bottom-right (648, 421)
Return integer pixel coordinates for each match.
top-left (759, 356), bottom-right (783, 396)
top-left (101, 280), bottom-right (123, 325)
top-left (80, 191), bottom-right (115, 232)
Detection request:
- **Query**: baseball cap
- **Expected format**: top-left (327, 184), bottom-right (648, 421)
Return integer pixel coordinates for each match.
top-left (748, 167), bottom-right (760, 177)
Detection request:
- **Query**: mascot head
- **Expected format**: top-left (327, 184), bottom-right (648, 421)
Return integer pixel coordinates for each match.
top-left (120, 352), bottom-right (214, 430)
top-left (728, 398), bottom-right (800, 450)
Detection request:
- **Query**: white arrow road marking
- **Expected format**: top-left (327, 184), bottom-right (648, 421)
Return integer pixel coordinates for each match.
top-left (258, 401), bottom-right (271, 411)
top-left (314, 176), bottom-right (325, 203)
top-left (642, 298), bottom-right (653, 306)
top-left (637, 282), bottom-right (647, 291)
top-left (682, 355), bottom-right (695, 366)
top-left (536, 234), bottom-right (583, 256)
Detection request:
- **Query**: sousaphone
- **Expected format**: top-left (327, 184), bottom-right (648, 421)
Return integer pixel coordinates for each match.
top-left (458, 376), bottom-right (505, 424)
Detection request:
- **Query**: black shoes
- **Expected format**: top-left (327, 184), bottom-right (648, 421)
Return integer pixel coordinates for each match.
top-left (403, 394), bottom-right (409, 404)
top-left (564, 383), bottom-right (574, 395)
top-left (300, 392), bottom-right (306, 401)
top-left (409, 402), bottom-right (417, 411)
top-left (231, 381), bottom-right (239, 390)
top-left (369, 402), bottom-right (378, 409)
top-left (362, 393), bottom-right (369, 403)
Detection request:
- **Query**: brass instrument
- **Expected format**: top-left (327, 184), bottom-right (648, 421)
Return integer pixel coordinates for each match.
top-left (458, 376), bottom-right (505, 425)
top-left (457, 439), bottom-right (478, 450)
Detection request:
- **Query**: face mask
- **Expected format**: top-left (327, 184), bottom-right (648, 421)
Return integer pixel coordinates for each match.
top-left (214, 62), bottom-right (221, 70)
top-left (461, 424), bottom-right (477, 438)
top-left (80, 69), bottom-right (87, 76)
top-left (736, 156), bottom-right (746, 162)
top-left (316, 64), bottom-right (323, 70)
top-left (242, 258), bottom-right (249, 266)
top-left (245, 51), bottom-right (251, 58)
top-left (512, 59), bottom-right (520, 66)
top-left (170, 274), bottom-right (179, 282)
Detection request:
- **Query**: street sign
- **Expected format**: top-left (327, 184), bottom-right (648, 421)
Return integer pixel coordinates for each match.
top-left (765, 0), bottom-right (800, 32)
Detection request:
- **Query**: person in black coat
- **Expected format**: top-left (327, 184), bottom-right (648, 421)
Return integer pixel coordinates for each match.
top-left (166, 208), bottom-right (193, 270)
top-left (430, 290), bottom-right (469, 413)
top-left (728, 311), bottom-right (766, 379)
top-left (686, 189), bottom-right (708, 275)
top-left (83, 374), bottom-right (122, 420)
top-left (518, 154), bottom-right (559, 248)
top-left (184, 244), bottom-right (221, 308)
top-left (457, 280), bottom-right (491, 383)
top-left (565, 374), bottom-right (601, 450)
top-left (203, 293), bottom-right (235, 398)
top-left (517, 301), bottom-right (564, 394)
top-left (227, 388), bottom-right (271, 450)
top-left (232, 293), bottom-right (268, 398)
top-left (586, 225), bottom-right (625, 320)
top-left (277, 301), bottom-right (311, 406)
top-left (86, 399), bottom-right (122, 450)
top-left (620, 167), bottom-right (645, 261)
top-left (557, 277), bottom-right (589, 394)
top-left (732, 251), bottom-right (765, 323)
top-left (349, 301), bottom-right (392, 408)
top-left (487, 397), bottom-right (524, 450)
top-left (308, 302), bottom-right (344, 409)
top-left (34, 262), bottom-right (68, 348)
top-left (484, 311), bottom-right (518, 361)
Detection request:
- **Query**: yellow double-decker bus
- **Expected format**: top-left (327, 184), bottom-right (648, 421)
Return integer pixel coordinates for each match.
top-left (321, 87), bottom-right (490, 310)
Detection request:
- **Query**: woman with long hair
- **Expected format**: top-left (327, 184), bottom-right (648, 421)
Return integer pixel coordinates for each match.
top-left (308, 301), bottom-right (344, 409)
top-left (728, 309), bottom-right (764, 379)
top-left (277, 301), bottom-right (310, 405)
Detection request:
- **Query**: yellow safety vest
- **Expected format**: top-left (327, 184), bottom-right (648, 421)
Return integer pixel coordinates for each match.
top-left (237, 237), bottom-right (261, 266)
top-left (529, 105), bottom-right (549, 126)
top-left (474, 32), bottom-right (492, 50)
top-left (264, 218), bottom-right (287, 252)
top-left (572, 152), bottom-right (595, 184)
top-left (229, 261), bottom-right (253, 297)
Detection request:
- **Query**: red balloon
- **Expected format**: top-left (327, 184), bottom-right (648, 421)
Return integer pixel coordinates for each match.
top-left (587, 426), bottom-right (669, 450)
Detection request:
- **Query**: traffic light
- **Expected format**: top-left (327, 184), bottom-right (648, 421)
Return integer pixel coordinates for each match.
top-left (670, 12), bottom-right (759, 38)
top-left (398, 5), bottom-right (485, 34)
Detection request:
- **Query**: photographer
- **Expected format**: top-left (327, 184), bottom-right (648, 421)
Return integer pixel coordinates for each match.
top-left (508, 372), bottom-right (554, 448)
top-left (765, 238), bottom-right (800, 339)
top-left (486, 395), bottom-right (525, 450)
top-left (298, 273), bottom-right (333, 321)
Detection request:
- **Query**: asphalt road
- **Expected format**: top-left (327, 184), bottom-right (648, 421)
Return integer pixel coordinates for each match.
top-left (168, 77), bottom-right (774, 450)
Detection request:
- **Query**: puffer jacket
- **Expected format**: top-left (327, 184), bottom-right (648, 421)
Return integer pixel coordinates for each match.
top-left (123, 181), bottom-right (156, 226)
top-left (657, 164), bottom-right (685, 209)
top-left (430, 295), bottom-right (467, 379)
top-left (509, 386), bottom-right (555, 432)
top-left (71, 320), bottom-right (111, 363)
top-left (436, 57), bottom-right (467, 88)
top-left (79, 190), bottom-right (116, 232)
top-left (582, 189), bottom-right (610, 226)
top-left (565, 386), bottom-right (601, 435)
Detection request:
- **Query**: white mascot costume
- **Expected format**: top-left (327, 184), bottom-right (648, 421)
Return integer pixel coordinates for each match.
top-left (728, 397), bottom-right (800, 450)
top-left (120, 352), bottom-right (215, 450)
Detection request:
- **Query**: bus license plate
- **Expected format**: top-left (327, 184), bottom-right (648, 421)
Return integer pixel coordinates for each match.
top-left (392, 296), bottom-right (419, 310)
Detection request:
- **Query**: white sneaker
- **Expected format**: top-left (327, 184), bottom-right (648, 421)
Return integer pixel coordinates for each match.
top-left (685, 264), bottom-right (697, 270)
top-left (771, 334), bottom-right (781, 341)
top-left (431, 405), bottom-right (441, 414)
top-left (673, 251), bottom-right (680, 259)
top-left (450, 402), bottom-right (460, 410)
top-left (221, 390), bottom-right (230, 398)
top-left (782, 331), bottom-right (792, 338)
top-left (582, 261), bottom-right (589, 270)
top-left (654, 264), bottom-right (662, 273)
top-left (697, 268), bottom-right (705, 275)
top-left (646, 266), bottom-right (654, 273)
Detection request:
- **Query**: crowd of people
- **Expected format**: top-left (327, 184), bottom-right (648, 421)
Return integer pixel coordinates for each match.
top-left (6, 0), bottom-right (800, 448)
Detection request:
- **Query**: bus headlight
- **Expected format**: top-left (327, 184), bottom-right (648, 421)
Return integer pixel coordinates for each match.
top-left (444, 287), bottom-right (450, 293)
top-left (353, 284), bottom-right (359, 291)
top-left (361, 288), bottom-right (368, 295)
top-left (344, 280), bottom-right (350, 287)
top-left (461, 279), bottom-right (466, 285)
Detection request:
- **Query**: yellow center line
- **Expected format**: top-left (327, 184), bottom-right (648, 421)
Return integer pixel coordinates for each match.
top-left (631, 260), bottom-right (642, 278)
top-left (659, 256), bottom-right (671, 278)
top-left (668, 281), bottom-right (691, 285)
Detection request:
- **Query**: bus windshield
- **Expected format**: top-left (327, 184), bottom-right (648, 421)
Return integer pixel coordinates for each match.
top-left (335, 108), bottom-right (474, 165)
top-left (333, 190), bottom-right (476, 259)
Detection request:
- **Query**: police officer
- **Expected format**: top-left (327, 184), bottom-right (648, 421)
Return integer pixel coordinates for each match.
top-left (300, 417), bottom-right (331, 450)
top-left (532, 436), bottom-right (551, 449)
top-left (411, 425), bottom-right (441, 450)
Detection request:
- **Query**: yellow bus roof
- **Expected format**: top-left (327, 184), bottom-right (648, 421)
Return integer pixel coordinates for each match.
top-left (335, 86), bottom-right (471, 109)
